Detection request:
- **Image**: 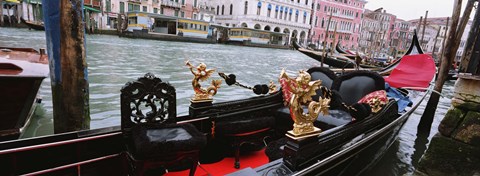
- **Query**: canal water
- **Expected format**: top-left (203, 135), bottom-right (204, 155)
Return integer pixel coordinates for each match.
top-left (0, 27), bottom-right (455, 175)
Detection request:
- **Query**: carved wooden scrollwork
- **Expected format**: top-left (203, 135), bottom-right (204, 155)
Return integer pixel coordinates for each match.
top-left (121, 73), bottom-right (177, 132)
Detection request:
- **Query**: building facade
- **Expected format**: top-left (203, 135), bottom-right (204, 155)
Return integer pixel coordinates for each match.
top-left (310, 0), bottom-right (366, 50)
top-left (212, 0), bottom-right (313, 45)
top-left (389, 19), bottom-right (411, 57)
top-left (409, 17), bottom-right (471, 64)
top-left (358, 8), bottom-right (397, 56)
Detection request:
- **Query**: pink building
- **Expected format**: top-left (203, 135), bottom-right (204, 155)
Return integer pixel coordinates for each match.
top-left (310, 0), bottom-right (367, 50)
top-left (390, 19), bottom-right (411, 55)
top-left (358, 8), bottom-right (397, 55)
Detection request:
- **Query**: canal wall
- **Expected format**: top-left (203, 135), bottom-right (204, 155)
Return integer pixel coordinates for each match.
top-left (416, 74), bottom-right (480, 176)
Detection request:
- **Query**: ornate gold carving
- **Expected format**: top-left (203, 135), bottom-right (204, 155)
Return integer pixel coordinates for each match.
top-left (279, 69), bottom-right (330, 139)
top-left (268, 80), bottom-right (278, 94)
top-left (186, 60), bottom-right (222, 102)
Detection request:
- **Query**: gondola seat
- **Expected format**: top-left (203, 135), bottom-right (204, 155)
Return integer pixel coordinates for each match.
top-left (121, 73), bottom-right (206, 176)
top-left (331, 70), bottom-right (385, 106)
top-left (215, 114), bottom-right (275, 169)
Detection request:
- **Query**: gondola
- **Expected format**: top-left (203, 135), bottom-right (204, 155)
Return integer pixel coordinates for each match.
top-left (295, 31), bottom-right (424, 72)
top-left (0, 52), bottom-right (435, 175)
top-left (20, 18), bottom-right (45, 31)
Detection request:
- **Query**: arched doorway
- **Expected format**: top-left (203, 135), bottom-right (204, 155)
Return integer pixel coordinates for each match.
top-left (299, 31), bottom-right (306, 45)
top-left (264, 25), bottom-right (271, 31)
top-left (291, 30), bottom-right (298, 44)
top-left (283, 28), bottom-right (290, 45)
top-left (274, 27), bottom-right (280, 32)
top-left (241, 23), bottom-right (248, 27)
top-left (254, 24), bottom-right (261, 29)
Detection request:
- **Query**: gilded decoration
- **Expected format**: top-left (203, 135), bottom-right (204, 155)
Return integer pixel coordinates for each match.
top-left (186, 60), bottom-right (222, 102)
top-left (279, 69), bottom-right (330, 139)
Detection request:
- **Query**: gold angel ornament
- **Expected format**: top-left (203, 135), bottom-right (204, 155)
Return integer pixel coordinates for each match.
top-left (279, 69), bottom-right (330, 139)
top-left (186, 60), bottom-right (222, 102)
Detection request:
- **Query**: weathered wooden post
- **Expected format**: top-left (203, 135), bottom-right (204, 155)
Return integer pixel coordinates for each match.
top-left (0, 0), bottom-right (3, 26)
top-left (42, 0), bottom-right (91, 133)
top-left (439, 17), bottom-right (449, 65)
top-left (321, 12), bottom-right (332, 67)
top-left (418, 0), bottom-right (473, 130)
top-left (421, 11), bottom-right (428, 45)
top-left (431, 27), bottom-right (441, 62)
top-left (459, 1), bottom-right (480, 74)
top-left (417, 2), bottom-right (480, 175)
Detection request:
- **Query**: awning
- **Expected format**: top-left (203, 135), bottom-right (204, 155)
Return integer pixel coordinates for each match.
top-left (84, 6), bottom-right (101, 13)
top-left (4, 0), bottom-right (20, 4)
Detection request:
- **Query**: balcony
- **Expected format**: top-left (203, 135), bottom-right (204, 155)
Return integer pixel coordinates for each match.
top-left (331, 13), bottom-right (355, 20)
top-left (161, 0), bottom-right (181, 8)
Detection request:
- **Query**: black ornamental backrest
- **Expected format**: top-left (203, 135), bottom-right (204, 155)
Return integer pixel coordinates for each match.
top-left (307, 67), bottom-right (337, 100)
top-left (120, 73), bottom-right (177, 138)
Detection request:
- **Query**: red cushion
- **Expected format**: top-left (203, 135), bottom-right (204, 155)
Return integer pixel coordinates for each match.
top-left (358, 90), bottom-right (388, 113)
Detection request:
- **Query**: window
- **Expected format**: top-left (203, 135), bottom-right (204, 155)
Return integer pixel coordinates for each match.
top-left (289, 13), bottom-right (292, 21)
top-left (275, 10), bottom-right (278, 18)
top-left (120, 2), bottom-right (125, 13)
top-left (128, 3), bottom-right (133, 11)
top-left (182, 0), bottom-right (185, 5)
top-left (230, 4), bottom-right (233, 15)
top-left (217, 5), bottom-right (219, 15)
top-left (106, 0), bottom-right (111, 12)
top-left (321, 18), bottom-right (324, 28)
top-left (257, 2), bottom-right (261, 15)
top-left (222, 5), bottom-right (225, 15)
top-left (194, 0), bottom-right (197, 7)
top-left (143, 6), bottom-right (147, 12)
top-left (317, 3), bottom-right (320, 10)
top-left (295, 14), bottom-right (298, 22)
top-left (154, 8), bottom-right (158, 13)
top-left (314, 17), bottom-right (317, 26)
top-left (305, 0), bottom-right (308, 5)
top-left (267, 9), bottom-right (271, 17)
top-left (303, 15), bottom-right (306, 24)
top-left (244, 1), bottom-right (248, 15)
top-left (160, 7), bottom-right (164, 14)
top-left (175, 10), bottom-right (179, 16)
top-left (181, 11), bottom-right (185, 17)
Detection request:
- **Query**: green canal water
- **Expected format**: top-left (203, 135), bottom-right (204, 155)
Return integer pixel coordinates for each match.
top-left (0, 27), bottom-right (456, 175)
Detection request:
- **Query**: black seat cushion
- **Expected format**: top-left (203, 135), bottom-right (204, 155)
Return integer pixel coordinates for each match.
top-left (216, 116), bottom-right (275, 135)
top-left (331, 70), bottom-right (385, 105)
top-left (307, 67), bottom-right (337, 101)
top-left (131, 123), bottom-right (207, 160)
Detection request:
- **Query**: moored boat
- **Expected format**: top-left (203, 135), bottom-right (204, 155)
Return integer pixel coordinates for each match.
top-left (0, 54), bottom-right (435, 175)
top-left (0, 47), bottom-right (49, 141)
top-left (20, 18), bottom-right (45, 31)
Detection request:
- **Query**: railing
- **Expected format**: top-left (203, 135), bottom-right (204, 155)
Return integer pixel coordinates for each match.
top-left (331, 13), bottom-right (355, 20)
top-left (161, 0), bottom-right (181, 8)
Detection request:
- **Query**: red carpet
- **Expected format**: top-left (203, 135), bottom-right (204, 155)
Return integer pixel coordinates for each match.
top-left (166, 149), bottom-right (269, 176)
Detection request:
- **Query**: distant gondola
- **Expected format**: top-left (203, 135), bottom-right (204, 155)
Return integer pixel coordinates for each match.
top-left (292, 41), bottom-right (378, 69)
top-left (20, 18), bottom-right (45, 31)
top-left (294, 30), bottom-right (424, 73)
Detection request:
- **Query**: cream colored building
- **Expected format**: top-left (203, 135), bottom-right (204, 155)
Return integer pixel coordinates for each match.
top-left (211, 0), bottom-right (313, 45)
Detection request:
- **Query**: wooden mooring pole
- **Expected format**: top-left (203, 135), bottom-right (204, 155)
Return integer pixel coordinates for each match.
top-left (421, 11), bottom-right (428, 46)
top-left (0, 0), bottom-right (3, 26)
top-left (459, 0), bottom-right (480, 75)
top-left (418, 0), bottom-right (474, 131)
top-left (42, 0), bottom-right (90, 133)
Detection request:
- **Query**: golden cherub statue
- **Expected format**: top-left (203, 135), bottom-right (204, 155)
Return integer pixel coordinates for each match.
top-left (279, 69), bottom-right (330, 139)
top-left (186, 60), bottom-right (222, 102)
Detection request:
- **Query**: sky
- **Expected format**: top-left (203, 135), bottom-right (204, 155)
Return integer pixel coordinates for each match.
top-left (364, 0), bottom-right (474, 21)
